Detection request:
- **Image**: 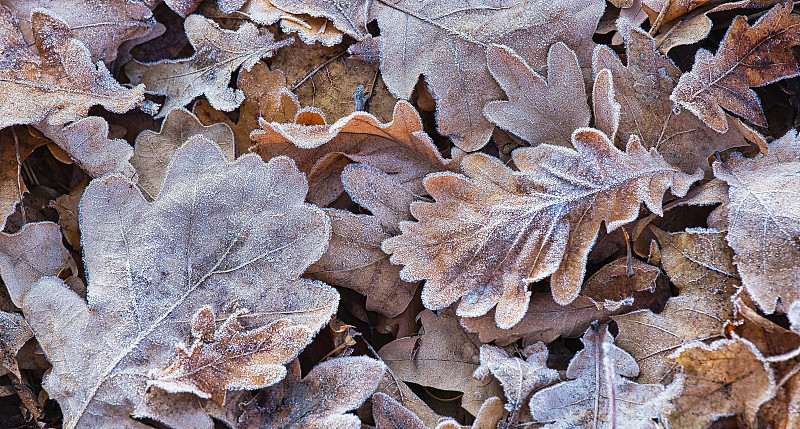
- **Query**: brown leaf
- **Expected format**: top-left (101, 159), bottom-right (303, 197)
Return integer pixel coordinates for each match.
top-left (374, 369), bottom-right (441, 428)
top-left (713, 129), bottom-right (800, 313)
top-left (666, 336), bottom-right (776, 428)
top-left (132, 108), bottom-right (234, 198)
top-left (0, 127), bottom-right (49, 223)
top-left (18, 138), bottom-right (338, 428)
top-left (307, 164), bottom-right (418, 317)
top-left (670, 2), bottom-right (800, 132)
top-left (372, 392), bottom-right (426, 429)
top-left (473, 343), bottom-right (559, 415)
top-left (435, 397), bottom-right (505, 429)
top-left (238, 356), bottom-right (385, 428)
top-left (0, 311), bottom-right (32, 379)
top-left (149, 307), bottom-right (312, 406)
top-left (383, 128), bottom-right (701, 328)
top-left (245, 0), bottom-right (344, 46)
top-left (253, 100), bottom-right (456, 206)
top-left (0, 6), bottom-right (148, 128)
top-left (269, 0), bottom-right (369, 40)
top-left (49, 180), bottom-right (87, 250)
top-left (372, 0), bottom-right (604, 151)
top-left (126, 15), bottom-right (292, 117)
top-left (594, 25), bottom-right (756, 173)
top-left (484, 42), bottom-right (590, 148)
top-left (580, 257), bottom-right (665, 310)
top-left (1, 0), bottom-right (155, 62)
top-left (613, 227), bottom-right (739, 383)
top-left (378, 309), bottom-right (503, 416)
top-left (529, 325), bottom-right (669, 427)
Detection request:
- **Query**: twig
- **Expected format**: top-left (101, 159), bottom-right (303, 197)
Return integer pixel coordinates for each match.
top-left (649, 0), bottom-right (673, 36)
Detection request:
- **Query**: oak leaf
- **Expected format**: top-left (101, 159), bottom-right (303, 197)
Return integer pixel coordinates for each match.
top-left (244, 0), bottom-right (345, 46)
top-left (0, 127), bottom-right (49, 223)
top-left (713, 128), bottom-right (800, 313)
top-left (1, 0), bottom-right (155, 62)
top-left (383, 128), bottom-right (701, 329)
top-left (238, 356), bottom-right (385, 428)
top-left (372, 392), bottom-right (426, 429)
top-left (594, 25), bottom-right (756, 173)
top-left (0, 6), bottom-right (148, 128)
top-left (580, 256), bottom-right (666, 311)
top-left (132, 108), bottom-right (234, 198)
top-left (0, 311), bottom-right (32, 379)
top-left (49, 180), bottom-right (87, 250)
top-left (528, 326), bottom-right (670, 428)
top-left (268, 0), bottom-right (369, 40)
top-left (434, 397), bottom-right (505, 429)
top-left (125, 15), bottom-right (293, 117)
top-left (374, 369), bottom-right (441, 428)
top-left (378, 309), bottom-right (503, 416)
top-left (18, 137), bottom-right (339, 428)
top-left (372, 0), bottom-right (605, 151)
top-left (307, 164), bottom-right (418, 318)
top-left (484, 42), bottom-right (589, 148)
top-left (666, 336), bottom-right (776, 428)
top-left (670, 2), bottom-right (800, 132)
top-left (253, 100), bottom-right (456, 206)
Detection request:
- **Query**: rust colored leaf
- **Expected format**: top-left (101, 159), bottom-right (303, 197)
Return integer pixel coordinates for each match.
top-left (372, 392), bottom-right (427, 429)
top-left (0, 127), bottom-right (49, 223)
top-left (484, 42), bottom-right (589, 148)
top-left (245, 0), bottom-right (344, 46)
top-left (126, 15), bottom-right (293, 117)
top-left (0, 6), bottom-right (148, 128)
top-left (1, 0), bottom-right (155, 62)
top-left (132, 108), bottom-right (234, 198)
top-left (149, 307), bottom-right (312, 406)
top-left (580, 257), bottom-right (664, 310)
top-left (49, 180), bottom-right (87, 250)
top-left (529, 325), bottom-right (670, 427)
top-left (383, 128), bottom-right (701, 328)
top-left (714, 129), bottom-right (800, 313)
top-left (18, 138), bottom-right (338, 428)
top-left (667, 336), bottom-right (776, 428)
top-left (238, 356), bottom-right (385, 428)
top-left (254, 100), bottom-right (456, 206)
top-left (435, 397), bottom-right (505, 429)
top-left (594, 25), bottom-right (757, 173)
top-left (379, 309), bottom-right (503, 416)
top-left (671, 2), bottom-right (800, 132)
top-left (307, 164), bottom-right (418, 317)
top-left (269, 0), bottom-right (369, 40)
top-left (372, 0), bottom-right (604, 151)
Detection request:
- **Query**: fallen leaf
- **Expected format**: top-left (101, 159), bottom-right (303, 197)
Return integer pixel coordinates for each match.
top-left (0, 6), bottom-right (148, 128)
top-left (670, 2), bottom-right (800, 132)
top-left (306, 164), bottom-right (418, 317)
top-left (244, 0), bottom-right (344, 46)
top-left (148, 307), bottom-right (313, 406)
top-left (580, 257), bottom-right (665, 310)
top-left (238, 356), bottom-right (385, 428)
top-left (0, 127), bottom-right (49, 223)
top-left (594, 25), bottom-right (756, 173)
top-left (1, 0), bottom-right (155, 62)
top-left (591, 68), bottom-right (621, 143)
top-left (713, 128), bottom-right (800, 313)
top-left (372, 392), bottom-right (426, 429)
top-left (483, 42), bottom-right (589, 148)
top-left (270, 0), bottom-right (369, 40)
top-left (666, 336), bottom-right (776, 428)
top-left (529, 325), bottom-right (669, 427)
top-left (379, 309), bottom-right (503, 416)
top-left (126, 15), bottom-right (293, 117)
top-left (253, 100), bottom-right (456, 206)
top-left (383, 128), bottom-right (701, 328)
top-left (372, 0), bottom-right (605, 151)
top-left (0, 311), bottom-right (32, 379)
top-left (374, 369), bottom-right (441, 428)
top-left (435, 397), bottom-right (505, 429)
top-left (132, 107), bottom-right (234, 198)
top-left (49, 180), bottom-right (87, 250)
top-left (18, 137), bottom-right (339, 428)
top-left (473, 343), bottom-right (559, 416)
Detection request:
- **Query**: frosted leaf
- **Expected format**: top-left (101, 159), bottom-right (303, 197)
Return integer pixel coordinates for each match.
top-left (372, 392), bottom-right (427, 429)
top-left (591, 68), bottom-right (620, 143)
top-left (125, 15), bottom-right (293, 117)
top-left (713, 129), bottom-right (800, 313)
top-left (19, 137), bottom-right (338, 429)
top-left (268, 0), bottom-right (370, 40)
top-left (0, 7), bottom-right (147, 128)
top-left (484, 42), bottom-right (589, 148)
top-left (245, 0), bottom-right (345, 46)
top-left (383, 128), bottom-right (702, 328)
top-left (0, 311), bottom-right (33, 379)
top-left (238, 356), bottom-right (385, 428)
top-left (49, 181), bottom-right (87, 250)
top-left (434, 397), bottom-right (505, 429)
top-left (132, 108), bottom-right (234, 198)
top-left (0, 127), bottom-right (49, 224)
top-left (580, 257), bottom-right (663, 311)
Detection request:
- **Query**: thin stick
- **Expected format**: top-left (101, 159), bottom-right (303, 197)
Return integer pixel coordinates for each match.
top-left (622, 227), bottom-right (634, 277)
top-left (649, 0), bottom-right (673, 35)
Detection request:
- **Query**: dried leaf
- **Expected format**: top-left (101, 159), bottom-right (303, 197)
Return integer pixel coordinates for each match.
top-left (254, 100), bottom-right (455, 206)
top-left (1, 0), bottom-right (155, 62)
top-left (132, 108), bottom-right (234, 198)
top-left (0, 311), bottom-right (32, 379)
top-left (238, 356), bottom-right (385, 428)
top-left (307, 164), bottom-right (418, 317)
top-left (594, 25), bottom-right (755, 173)
top-left (49, 180), bottom-right (87, 250)
top-left (378, 309), bottom-right (503, 416)
top-left (484, 42), bottom-right (589, 148)
top-left (713, 129), bottom-right (800, 313)
top-left (269, 0), bottom-right (369, 40)
top-left (19, 138), bottom-right (338, 428)
top-left (580, 257), bottom-right (664, 311)
top-left (666, 336), bottom-right (776, 428)
top-left (529, 325), bottom-right (669, 427)
top-left (372, 0), bottom-right (605, 151)
top-left (383, 128), bottom-right (701, 328)
top-left (473, 343), bottom-right (559, 415)
top-left (0, 6), bottom-right (147, 128)
top-left (0, 127), bottom-right (49, 223)
top-left (670, 2), bottom-right (800, 132)
top-left (245, 0), bottom-right (344, 46)
top-left (126, 15), bottom-right (293, 117)
top-left (374, 370), bottom-right (441, 428)
top-left (435, 397), bottom-right (505, 429)
top-left (372, 392), bottom-right (427, 429)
